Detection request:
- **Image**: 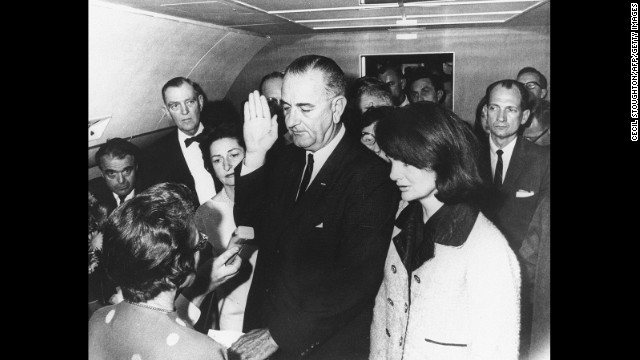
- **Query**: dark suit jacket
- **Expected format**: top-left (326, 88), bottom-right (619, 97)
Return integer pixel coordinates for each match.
top-left (235, 133), bottom-right (399, 360)
top-left (519, 194), bottom-right (550, 358)
top-left (89, 177), bottom-right (118, 215)
top-left (480, 136), bottom-right (550, 251)
top-left (88, 177), bottom-right (143, 215)
top-left (140, 129), bottom-right (197, 194)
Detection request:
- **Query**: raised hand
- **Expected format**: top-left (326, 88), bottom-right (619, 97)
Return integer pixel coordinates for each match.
top-left (243, 90), bottom-right (279, 157)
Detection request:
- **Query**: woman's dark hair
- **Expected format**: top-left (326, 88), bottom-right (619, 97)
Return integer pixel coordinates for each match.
top-left (101, 182), bottom-right (199, 302)
top-left (473, 96), bottom-right (489, 147)
top-left (360, 105), bottom-right (396, 131)
top-left (199, 121), bottom-right (246, 181)
top-left (376, 101), bottom-right (485, 204)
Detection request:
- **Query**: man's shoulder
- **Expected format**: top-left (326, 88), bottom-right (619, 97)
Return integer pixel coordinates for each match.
top-left (519, 136), bottom-right (550, 161)
top-left (89, 177), bottom-right (110, 196)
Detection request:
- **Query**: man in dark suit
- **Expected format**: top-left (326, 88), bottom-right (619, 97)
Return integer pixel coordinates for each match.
top-left (481, 79), bottom-right (550, 252)
top-left (141, 77), bottom-right (217, 205)
top-left (89, 137), bottom-right (143, 316)
top-left (89, 138), bottom-right (143, 215)
top-left (480, 79), bottom-right (549, 359)
top-left (228, 55), bottom-right (398, 360)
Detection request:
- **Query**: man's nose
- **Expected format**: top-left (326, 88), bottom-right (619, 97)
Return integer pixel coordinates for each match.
top-left (180, 103), bottom-right (189, 115)
top-left (116, 173), bottom-right (125, 184)
top-left (285, 112), bottom-right (300, 128)
top-left (498, 109), bottom-right (508, 122)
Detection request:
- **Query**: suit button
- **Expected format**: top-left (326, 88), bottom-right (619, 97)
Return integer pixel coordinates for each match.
top-left (413, 275), bottom-right (421, 283)
top-left (387, 298), bottom-right (394, 306)
top-left (391, 265), bottom-right (396, 273)
top-left (386, 328), bottom-right (391, 337)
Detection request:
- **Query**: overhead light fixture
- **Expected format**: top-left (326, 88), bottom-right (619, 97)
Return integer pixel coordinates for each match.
top-left (313, 19), bottom-right (503, 30)
top-left (396, 33), bottom-right (418, 40)
top-left (269, 1), bottom-right (540, 14)
top-left (295, 11), bottom-right (521, 24)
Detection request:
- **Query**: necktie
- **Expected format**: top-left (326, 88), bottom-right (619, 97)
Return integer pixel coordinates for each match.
top-left (297, 154), bottom-right (314, 201)
top-left (494, 149), bottom-right (503, 186)
top-left (118, 195), bottom-right (127, 205)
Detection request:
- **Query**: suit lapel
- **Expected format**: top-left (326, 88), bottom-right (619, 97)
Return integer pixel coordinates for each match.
top-left (502, 136), bottom-right (526, 189)
top-left (290, 134), bottom-right (353, 217)
top-left (284, 148), bottom-right (307, 210)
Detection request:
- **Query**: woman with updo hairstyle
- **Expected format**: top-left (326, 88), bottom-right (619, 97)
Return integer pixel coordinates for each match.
top-left (89, 182), bottom-right (241, 360)
top-left (195, 120), bottom-right (257, 332)
top-left (369, 102), bottom-right (521, 359)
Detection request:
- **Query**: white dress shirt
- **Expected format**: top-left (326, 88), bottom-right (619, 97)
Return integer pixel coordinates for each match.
top-left (177, 123), bottom-right (217, 205)
top-left (489, 135), bottom-right (517, 184)
top-left (241, 125), bottom-right (346, 187)
top-left (112, 190), bottom-right (135, 206)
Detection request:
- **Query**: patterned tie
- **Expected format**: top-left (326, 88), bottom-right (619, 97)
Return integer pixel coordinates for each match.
top-left (494, 149), bottom-right (503, 187)
top-left (118, 195), bottom-right (127, 206)
top-left (297, 154), bottom-right (314, 201)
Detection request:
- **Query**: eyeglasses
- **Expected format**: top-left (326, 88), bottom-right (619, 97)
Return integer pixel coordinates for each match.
top-left (192, 231), bottom-right (209, 253)
top-left (524, 81), bottom-right (542, 90)
top-left (360, 132), bottom-right (376, 146)
top-left (266, 97), bottom-right (280, 105)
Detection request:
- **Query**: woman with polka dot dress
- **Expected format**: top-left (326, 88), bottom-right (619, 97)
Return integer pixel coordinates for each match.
top-left (89, 183), bottom-right (242, 360)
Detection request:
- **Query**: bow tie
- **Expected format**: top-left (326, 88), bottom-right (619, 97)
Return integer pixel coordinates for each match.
top-left (184, 134), bottom-right (205, 147)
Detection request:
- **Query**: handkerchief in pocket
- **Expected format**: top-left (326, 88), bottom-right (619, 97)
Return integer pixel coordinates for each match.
top-left (515, 190), bottom-right (535, 198)
top-left (315, 223), bottom-right (324, 228)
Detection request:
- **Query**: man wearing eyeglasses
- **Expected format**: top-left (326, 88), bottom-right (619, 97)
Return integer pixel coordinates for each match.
top-left (259, 71), bottom-right (292, 146)
top-left (90, 137), bottom-right (143, 215)
top-left (516, 66), bottom-right (549, 101)
top-left (140, 77), bottom-right (217, 205)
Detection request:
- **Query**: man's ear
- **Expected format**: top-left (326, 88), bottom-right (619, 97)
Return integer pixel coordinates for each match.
top-left (331, 96), bottom-right (347, 123)
top-left (400, 78), bottom-right (406, 90)
top-left (540, 89), bottom-right (548, 99)
top-left (162, 105), bottom-right (170, 117)
top-left (521, 109), bottom-right (531, 125)
top-left (437, 90), bottom-right (444, 103)
top-left (197, 94), bottom-right (204, 111)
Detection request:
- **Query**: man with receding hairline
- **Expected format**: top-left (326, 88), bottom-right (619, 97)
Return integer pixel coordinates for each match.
top-left (90, 137), bottom-right (143, 215)
top-left (228, 55), bottom-right (398, 360)
top-left (141, 77), bottom-right (217, 205)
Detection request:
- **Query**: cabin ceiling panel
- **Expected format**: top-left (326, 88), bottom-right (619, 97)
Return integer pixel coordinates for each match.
top-left (303, 14), bottom-right (513, 30)
top-left (94, 0), bottom-right (549, 35)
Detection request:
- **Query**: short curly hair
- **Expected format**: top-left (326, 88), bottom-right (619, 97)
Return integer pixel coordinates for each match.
top-left (101, 182), bottom-right (199, 302)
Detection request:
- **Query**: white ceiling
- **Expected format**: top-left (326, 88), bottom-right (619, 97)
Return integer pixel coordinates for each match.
top-left (91, 0), bottom-right (550, 36)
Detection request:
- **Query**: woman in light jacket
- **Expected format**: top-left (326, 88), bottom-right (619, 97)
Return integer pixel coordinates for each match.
top-left (369, 101), bottom-right (521, 360)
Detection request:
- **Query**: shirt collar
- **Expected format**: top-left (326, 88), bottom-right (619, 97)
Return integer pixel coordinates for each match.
top-left (177, 122), bottom-right (204, 143)
top-left (489, 134), bottom-right (517, 155)
top-left (305, 124), bottom-right (345, 170)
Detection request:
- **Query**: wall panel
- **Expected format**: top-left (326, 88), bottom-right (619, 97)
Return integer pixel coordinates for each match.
top-left (227, 25), bottom-right (550, 124)
top-left (88, 2), bottom-right (270, 177)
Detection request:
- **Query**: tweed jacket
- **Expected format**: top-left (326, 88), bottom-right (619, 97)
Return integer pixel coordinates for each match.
top-left (370, 213), bottom-right (521, 360)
